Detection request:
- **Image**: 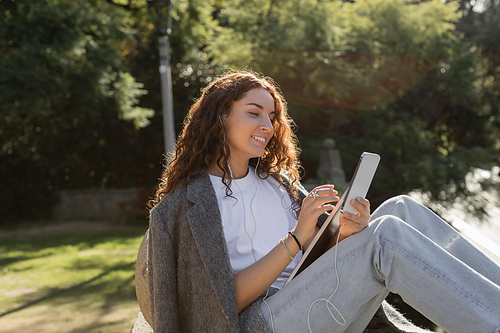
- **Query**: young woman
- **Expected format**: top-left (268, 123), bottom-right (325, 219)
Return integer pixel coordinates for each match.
top-left (147, 71), bottom-right (500, 333)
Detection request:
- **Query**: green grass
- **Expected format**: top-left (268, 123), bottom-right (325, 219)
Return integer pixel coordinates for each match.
top-left (0, 221), bottom-right (148, 333)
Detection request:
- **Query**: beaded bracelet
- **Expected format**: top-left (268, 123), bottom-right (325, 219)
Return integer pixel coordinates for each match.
top-left (280, 239), bottom-right (294, 262)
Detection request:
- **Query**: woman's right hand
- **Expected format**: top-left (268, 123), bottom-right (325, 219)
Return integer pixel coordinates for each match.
top-left (292, 185), bottom-right (339, 246)
top-left (232, 185), bottom-right (338, 312)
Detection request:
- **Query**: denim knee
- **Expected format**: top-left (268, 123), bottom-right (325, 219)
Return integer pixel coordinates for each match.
top-left (380, 194), bottom-right (418, 210)
top-left (371, 215), bottom-right (405, 241)
top-left (374, 194), bottom-right (434, 231)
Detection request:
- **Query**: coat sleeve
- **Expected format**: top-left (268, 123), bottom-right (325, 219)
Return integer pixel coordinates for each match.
top-left (148, 207), bottom-right (179, 332)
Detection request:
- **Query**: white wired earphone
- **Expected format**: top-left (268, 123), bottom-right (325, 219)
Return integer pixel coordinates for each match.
top-left (306, 223), bottom-right (346, 333)
top-left (228, 159), bottom-right (276, 332)
top-left (223, 116), bottom-right (261, 263)
top-left (222, 112), bottom-right (345, 331)
top-left (229, 162), bottom-right (346, 333)
top-left (228, 159), bottom-right (260, 263)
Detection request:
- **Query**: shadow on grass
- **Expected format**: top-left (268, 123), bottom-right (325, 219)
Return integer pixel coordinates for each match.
top-left (0, 261), bottom-right (136, 318)
top-left (0, 226), bottom-right (147, 268)
top-left (0, 254), bottom-right (52, 269)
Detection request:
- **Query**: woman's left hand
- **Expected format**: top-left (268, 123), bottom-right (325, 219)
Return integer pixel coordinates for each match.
top-left (338, 197), bottom-right (371, 241)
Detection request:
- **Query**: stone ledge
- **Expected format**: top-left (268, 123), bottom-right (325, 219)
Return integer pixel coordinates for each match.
top-left (52, 188), bottom-right (148, 223)
top-left (131, 311), bottom-right (153, 333)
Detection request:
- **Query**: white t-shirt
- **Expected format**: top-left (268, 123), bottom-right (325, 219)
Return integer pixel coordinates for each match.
top-left (209, 167), bottom-right (301, 289)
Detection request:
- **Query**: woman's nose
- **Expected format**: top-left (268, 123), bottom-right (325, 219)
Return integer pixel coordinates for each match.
top-left (261, 117), bottom-right (273, 132)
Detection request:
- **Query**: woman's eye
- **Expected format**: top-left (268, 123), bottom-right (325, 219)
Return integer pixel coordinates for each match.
top-left (250, 112), bottom-right (259, 117)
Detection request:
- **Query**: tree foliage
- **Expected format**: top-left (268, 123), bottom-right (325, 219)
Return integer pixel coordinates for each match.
top-left (209, 0), bottom-right (500, 210)
top-left (0, 0), bottom-right (226, 222)
top-left (211, 0), bottom-right (458, 111)
top-left (0, 0), bottom-right (154, 221)
top-left (1, 0), bottom-right (499, 221)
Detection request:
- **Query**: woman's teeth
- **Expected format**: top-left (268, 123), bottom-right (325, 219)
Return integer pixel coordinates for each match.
top-left (252, 136), bottom-right (265, 143)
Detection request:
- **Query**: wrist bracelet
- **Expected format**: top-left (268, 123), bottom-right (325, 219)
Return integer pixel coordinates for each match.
top-left (288, 231), bottom-right (302, 251)
top-left (280, 239), bottom-right (294, 262)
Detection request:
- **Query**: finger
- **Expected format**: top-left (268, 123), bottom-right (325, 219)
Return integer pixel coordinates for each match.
top-left (339, 214), bottom-right (360, 229)
top-left (302, 197), bottom-right (339, 217)
top-left (310, 195), bottom-right (340, 208)
top-left (350, 198), bottom-right (370, 216)
top-left (309, 185), bottom-right (336, 196)
top-left (318, 188), bottom-right (339, 197)
top-left (308, 188), bottom-right (338, 201)
top-left (355, 197), bottom-right (370, 210)
top-left (341, 211), bottom-right (359, 224)
top-left (341, 211), bottom-right (368, 226)
top-left (313, 203), bottom-right (336, 219)
top-left (297, 203), bottom-right (335, 231)
top-left (339, 215), bottom-right (369, 235)
top-left (314, 184), bottom-right (336, 190)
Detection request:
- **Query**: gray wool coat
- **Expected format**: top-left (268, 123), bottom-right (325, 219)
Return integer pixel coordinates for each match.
top-left (147, 172), bottom-right (433, 333)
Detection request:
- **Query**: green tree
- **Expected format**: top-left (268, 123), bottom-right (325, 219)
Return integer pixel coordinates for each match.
top-left (0, 0), bottom-right (154, 221)
top-left (210, 0), bottom-right (498, 212)
top-left (123, 0), bottom-right (224, 135)
top-left (0, 0), bottom-right (231, 222)
top-left (211, 0), bottom-right (458, 112)
top-left (456, 0), bottom-right (500, 152)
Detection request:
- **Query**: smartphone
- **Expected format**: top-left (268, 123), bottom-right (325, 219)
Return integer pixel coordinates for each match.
top-left (285, 151), bottom-right (381, 284)
top-left (341, 152), bottom-right (380, 215)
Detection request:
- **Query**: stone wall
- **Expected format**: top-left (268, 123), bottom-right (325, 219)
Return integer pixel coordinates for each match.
top-left (52, 138), bottom-right (348, 223)
top-left (52, 188), bottom-right (141, 223)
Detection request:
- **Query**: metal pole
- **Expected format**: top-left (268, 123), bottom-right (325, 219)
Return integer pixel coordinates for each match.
top-left (158, 35), bottom-right (175, 157)
top-left (149, 0), bottom-right (175, 158)
top-left (147, 1), bottom-right (175, 158)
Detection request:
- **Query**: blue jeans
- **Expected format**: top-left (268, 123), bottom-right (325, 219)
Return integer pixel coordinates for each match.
top-left (260, 195), bottom-right (500, 333)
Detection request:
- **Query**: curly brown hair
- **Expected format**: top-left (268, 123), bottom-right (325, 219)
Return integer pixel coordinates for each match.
top-left (149, 70), bottom-right (302, 208)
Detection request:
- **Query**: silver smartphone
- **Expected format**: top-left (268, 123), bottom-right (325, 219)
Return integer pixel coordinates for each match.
top-left (341, 152), bottom-right (380, 214)
top-left (285, 152), bottom-right (380, 284)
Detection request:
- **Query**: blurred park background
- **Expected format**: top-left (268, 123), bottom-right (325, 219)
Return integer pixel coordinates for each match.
top-left (1, 0), bottom-right (499, 332)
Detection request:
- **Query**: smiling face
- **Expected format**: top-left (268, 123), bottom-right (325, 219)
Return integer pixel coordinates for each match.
top-left (223, 88), bottom-right (276, 170)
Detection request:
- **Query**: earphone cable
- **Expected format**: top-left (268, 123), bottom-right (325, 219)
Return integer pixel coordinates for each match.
top-left (307, 223), bottom-right (347, 332)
